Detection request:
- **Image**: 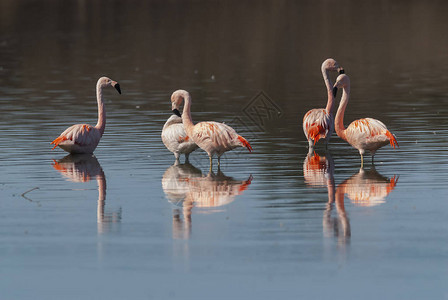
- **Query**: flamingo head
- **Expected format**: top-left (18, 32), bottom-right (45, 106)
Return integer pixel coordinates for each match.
top-left (333, 74), bottom-right (351, 97)
top-left (333, 74), bottom-right (350, 89)
top-left (171, 89), bottom-right (189, 117)
top-left (322, 58), bottom-right (344, 74)
top-left (97, 76), bottom-right (121, 94)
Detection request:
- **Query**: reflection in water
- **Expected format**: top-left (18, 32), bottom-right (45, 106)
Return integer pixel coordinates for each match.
top-left (303, 151), bottom-right (335, 188)
top-left (51, 154), bottom-right (121, 234)
top-left (162, 163), bottom-right (252, 239)
top-left (303, 152), bottom-right (350, 246)
top-left (338, 168), bottom-right (399, 207)
top-left (304, 152), bottom-right (399, 248)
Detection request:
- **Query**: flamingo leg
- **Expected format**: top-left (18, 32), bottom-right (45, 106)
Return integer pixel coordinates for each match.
top-left (209, 155), bottom-right (213, 171)
top-left (360, 154), bottom-right (364, 169)
top-left (218, 156), bottom-right (221, 168)
top-left (308, 139), bottom-right (314, 148)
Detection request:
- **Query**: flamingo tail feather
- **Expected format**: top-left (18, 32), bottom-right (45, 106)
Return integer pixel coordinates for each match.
top-left (385, 131), bottom-right (399, 149)
top-left (51, 136), bottom-right (68, 150)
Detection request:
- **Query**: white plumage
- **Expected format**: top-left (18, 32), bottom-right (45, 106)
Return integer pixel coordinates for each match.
top-left (161, 114), bottom-right (198, 161)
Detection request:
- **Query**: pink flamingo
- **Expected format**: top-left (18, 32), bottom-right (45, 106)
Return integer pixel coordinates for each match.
top-left (303, 58), bottom-right (344, 148)
top-left (333, 74), bottom-right (398, 166)
top-left (161, 114), bottom-right (198, 162)
top-left (51, 77), bottom-right (121, 154)
top-left (170, 90), bottom-right (252, 168)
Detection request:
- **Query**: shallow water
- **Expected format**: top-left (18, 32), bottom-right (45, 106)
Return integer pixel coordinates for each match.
top-left (1, 1), bottom-right (448, 299)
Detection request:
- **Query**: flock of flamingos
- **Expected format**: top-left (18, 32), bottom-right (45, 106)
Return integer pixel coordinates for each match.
top-left (50, 58), bottom-right (398, 168)
top-left (49, 58), bottom-right (400, 236)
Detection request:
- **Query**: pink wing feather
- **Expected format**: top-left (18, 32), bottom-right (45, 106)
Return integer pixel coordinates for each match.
top-left (346, 118), bottom-right (398, 149)
top-left (303, 108), bottom-right (334, 144)
top-left (51, 124), bottom-right (100, 149)
top-left (193, 122), bottom-right (252, 153)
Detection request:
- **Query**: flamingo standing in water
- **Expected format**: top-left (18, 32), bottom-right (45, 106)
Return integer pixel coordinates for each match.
top-left (303, 58), bottom-right (344, 148)
top-left (51, 77), bottom-right (121, 154)
top-left (170, 90), bottom-right (252, 169)
top-left (333, 74), bottom-right (398, 166)
top-left (161, 114), bottom-right (198, 162)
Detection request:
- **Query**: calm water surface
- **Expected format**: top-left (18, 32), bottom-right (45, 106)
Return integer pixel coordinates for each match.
top-left (1, 1), bottom-right (448, 299)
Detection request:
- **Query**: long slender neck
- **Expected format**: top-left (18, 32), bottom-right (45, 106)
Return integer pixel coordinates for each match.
top-left (322, 67), bottom-right (335, 113)
top-left (335, 85), bottom-right (350, 141)
top-left (182, 93), bottom-right (195, 137)
top-left (95, 82), bottom-right (106, 136)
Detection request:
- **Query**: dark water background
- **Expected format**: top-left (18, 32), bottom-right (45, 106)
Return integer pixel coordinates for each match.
top-left (1, 1), bottom-right (448, 299)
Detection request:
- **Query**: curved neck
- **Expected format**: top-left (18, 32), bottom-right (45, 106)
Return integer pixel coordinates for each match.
top-left (95, 82), bottom-right (106, 136)
top-left (182, 93), bottom-right (195, 136)
top-left (322, 67), bottom-right (335, 113)
top-left (335, 85), bottom-right (350, 141)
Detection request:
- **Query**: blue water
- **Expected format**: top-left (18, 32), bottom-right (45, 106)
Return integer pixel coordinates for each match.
top-left (1, 1), bottom-right (448, 299)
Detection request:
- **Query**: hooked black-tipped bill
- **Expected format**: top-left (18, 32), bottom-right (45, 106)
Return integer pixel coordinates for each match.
top-left (338, 68), bottom-right (345, 75)
top-left (332, 86), bottom-right (338, 97)
top-left (173, 109), bottom-right (182, 117)
top-left (114, 83), bottom-right (122, 94)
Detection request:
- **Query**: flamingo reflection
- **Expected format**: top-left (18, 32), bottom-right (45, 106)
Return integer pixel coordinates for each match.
top-left (337, 167), bottom-right (398, 207)
top-left (51, 154), bottom-right (121, 234)
top-left (303, 151), bottom-right (350, 244)
top-left (162, 163), bottom-right (252, 239)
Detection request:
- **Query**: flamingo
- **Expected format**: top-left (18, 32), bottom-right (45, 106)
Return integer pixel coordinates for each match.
top-left (170, 90), bottom-right (253, 169)
top-left (303, 58), bottom-right (344, 148)
top-left (51, 77), bottom-right (121, 154)
top-left (333, 74), bottom-right (398, 167)
top-left (161, 114), bottom-right (198, 162)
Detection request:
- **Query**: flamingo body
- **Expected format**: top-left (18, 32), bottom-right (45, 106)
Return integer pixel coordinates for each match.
top-left (191, 121), bottom-right (252, 157)
top-left (303, 109), bottom-right (334, 146)
top-left (51, 76), bottom-right (121, 154)
top-left (52, 124), bottom-right (102, 154)
top-left (344, 118), bottom-right (398, 155)
top-left (303, 58), bottom-right (344, 147)
top-left (162, 114), bottom-right (198, 161)
top-left (333, 74), bottom-right (398, 165)
top-left (171, 90), bottom-right (252, 168)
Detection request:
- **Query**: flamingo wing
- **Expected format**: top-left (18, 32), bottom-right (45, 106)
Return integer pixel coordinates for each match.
top-left (303, 108), bottom-right (334, 144)
top-left (192, 122), bottom-right (246, 152)
top-left (51, 124), bottom-right (100, 149)
top-left (162, 123), bottom-right (196, 151)
top-left (346, 118), bottom-right (398, 149)
top-left (193, 122), bottom-right (235, 145)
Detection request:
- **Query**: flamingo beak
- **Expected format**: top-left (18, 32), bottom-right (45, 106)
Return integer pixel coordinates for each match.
top-left (113, 82), bottom-right (121, 94)
top-left (332, 86), bottom-right (338, 98)
top-left (173, 109), bottom-right (182, 117)
top-left (338, 67), bottom-right (345, 74)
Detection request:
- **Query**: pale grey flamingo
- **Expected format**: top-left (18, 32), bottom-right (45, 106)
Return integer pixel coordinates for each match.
top-left (161, 114), bottom-right (198, 162)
